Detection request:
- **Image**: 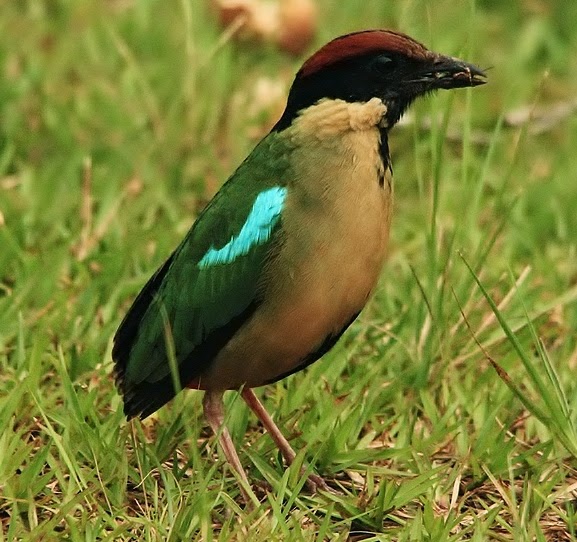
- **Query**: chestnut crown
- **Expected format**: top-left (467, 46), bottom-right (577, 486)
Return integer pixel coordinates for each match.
top-left (274, 30), bottom-right (486, 131)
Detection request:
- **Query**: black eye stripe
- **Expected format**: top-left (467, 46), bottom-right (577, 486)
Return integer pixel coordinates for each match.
top-left (371, 54), bottom-right (397, 71)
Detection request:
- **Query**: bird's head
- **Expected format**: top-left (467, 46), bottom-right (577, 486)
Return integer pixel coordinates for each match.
top-left (274, 30), bottom-right (486, 131)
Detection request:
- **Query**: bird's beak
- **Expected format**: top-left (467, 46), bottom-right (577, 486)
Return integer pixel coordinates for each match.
top-left (419, 55), bottom-right (487, 89)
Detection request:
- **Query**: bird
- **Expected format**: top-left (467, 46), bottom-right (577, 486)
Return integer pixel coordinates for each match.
top-left (113, 29), bottom-right (486, 501)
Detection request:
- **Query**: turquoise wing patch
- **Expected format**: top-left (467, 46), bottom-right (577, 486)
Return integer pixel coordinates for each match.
top-left (198, 186), bottom-right (287, 268)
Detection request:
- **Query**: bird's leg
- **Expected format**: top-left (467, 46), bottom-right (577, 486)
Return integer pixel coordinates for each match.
top-left (202, 390), bottom-right (253, 504)
top-left (241, 388), bottom-right (330, 493)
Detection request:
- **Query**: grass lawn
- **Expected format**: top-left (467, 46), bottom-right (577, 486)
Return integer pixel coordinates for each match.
top-left (2, 0), bottom-right (577, 539)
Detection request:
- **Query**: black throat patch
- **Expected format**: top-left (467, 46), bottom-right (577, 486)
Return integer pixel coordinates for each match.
top-left (377, 126), bottom-right (392, 188)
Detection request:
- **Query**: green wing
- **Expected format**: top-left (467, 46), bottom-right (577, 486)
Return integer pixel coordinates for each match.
top-left (113, 135), bottom-right (290, 418)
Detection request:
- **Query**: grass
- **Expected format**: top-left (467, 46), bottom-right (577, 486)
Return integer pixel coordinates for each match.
top-left (1, 0), bottom-right (577, 539)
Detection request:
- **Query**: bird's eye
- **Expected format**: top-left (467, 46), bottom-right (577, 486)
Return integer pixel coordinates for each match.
top-left (370, 54), bottom-right (396, 73)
